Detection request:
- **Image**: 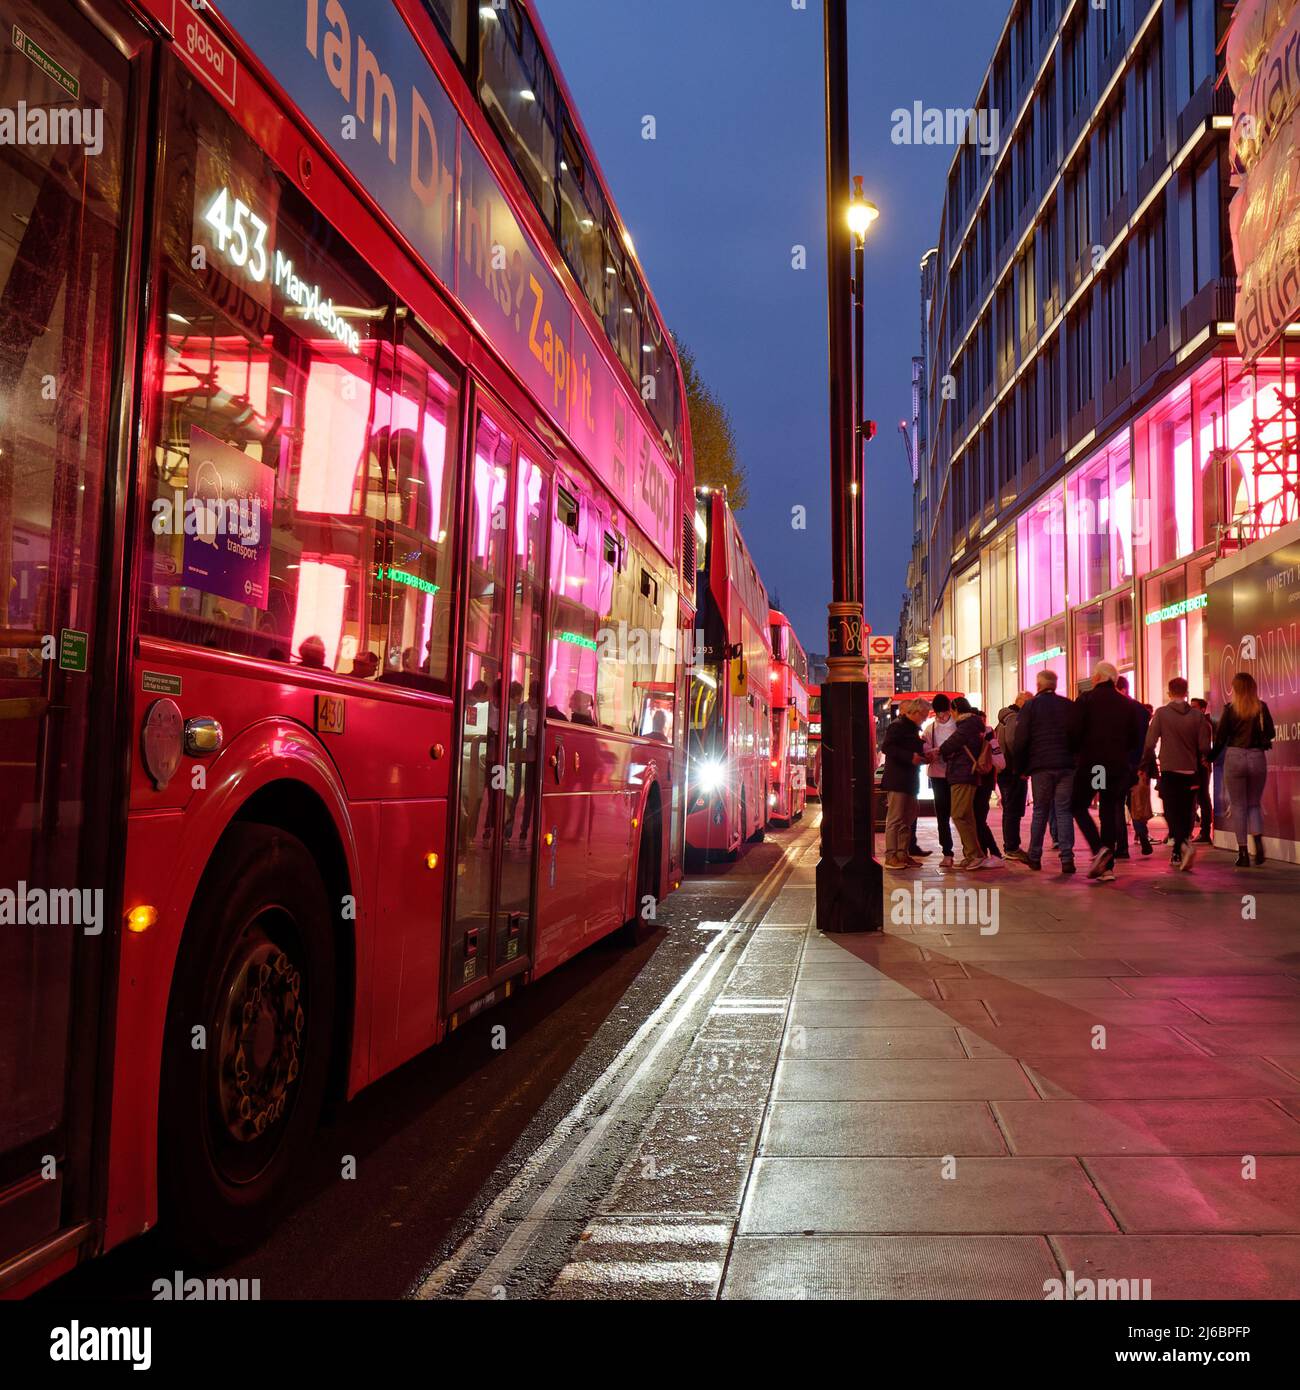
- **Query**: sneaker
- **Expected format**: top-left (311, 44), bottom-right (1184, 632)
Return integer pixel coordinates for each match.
top-left (905, 855), bottom-right (927, 867)
top-left (1088, 848), bottom-right (1114, 879)
top-left (909, 845), bottom-right (932, 857)
top-left (1026, 857), bottom-right (1042, 871)
top-left (1170, 849), bottom-right (1181, 868)
top-left (958, 855), bottom-right (986, 870)
top-left (1004, 848), bottom-right (1030, 863)
top-left (883, 855), bottom-right (909, 869)
top-left (940, 855), bottom-right (955, 870)
top-left (1061, 861), bottom-right (1077, 875)
top-left (1180, 845), bottom-right (1197, 873)
top-left (1098, 870), bottom-right (1116, 882)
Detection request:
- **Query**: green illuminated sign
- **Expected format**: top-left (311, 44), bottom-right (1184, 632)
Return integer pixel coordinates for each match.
top-left (558, 631), bottom-right (599, 651)
top-left (1026, 645), bottom-right (1064, 666)
top-left (1144, 593), bottom-right (1207, 626)
top-left (378, 566), bottom-right (439, 596)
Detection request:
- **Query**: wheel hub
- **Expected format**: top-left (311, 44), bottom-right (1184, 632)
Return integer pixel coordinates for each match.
top-left (216, 938), bottom-right (304, 1144)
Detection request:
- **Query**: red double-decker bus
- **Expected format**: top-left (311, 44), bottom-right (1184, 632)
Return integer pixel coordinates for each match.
top-left (686, 487), bottom-right (770, 862)
top-left (0, 0), bottom-right (695, 1288)
top-left (767, 610), bottom-right (809, 826)
top-left (807, 685), bottom-right (823, 799)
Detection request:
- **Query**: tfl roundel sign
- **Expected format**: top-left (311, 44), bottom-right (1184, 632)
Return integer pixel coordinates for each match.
top-left (868, 635), bottom-right (895, 661)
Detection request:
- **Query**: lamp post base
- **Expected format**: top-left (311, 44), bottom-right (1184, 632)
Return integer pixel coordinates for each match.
top-left (816, 673), bottom-right (883, 933)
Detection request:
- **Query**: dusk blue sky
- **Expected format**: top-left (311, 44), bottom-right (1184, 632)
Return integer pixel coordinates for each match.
top-left (536, 0), bottom-right (1007, 656)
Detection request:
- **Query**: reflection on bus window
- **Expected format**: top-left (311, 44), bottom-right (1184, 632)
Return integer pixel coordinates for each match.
top-left (141, 61), bottom-right (459, 692)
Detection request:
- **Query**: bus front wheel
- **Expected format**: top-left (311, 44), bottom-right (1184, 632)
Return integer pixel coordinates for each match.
top-left (159, 823), bottom-right (336, 1261)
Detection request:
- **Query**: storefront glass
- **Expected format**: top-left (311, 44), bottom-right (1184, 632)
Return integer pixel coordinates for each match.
top-left (1017, 487), bottom-right (1066, 628)
top-left (1143, 554), bottom-right (1213, 701)
top-left (1022, 618), bottom-right (1067, 690)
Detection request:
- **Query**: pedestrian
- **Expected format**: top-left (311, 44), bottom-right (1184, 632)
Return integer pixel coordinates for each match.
top-left (995, 692), bottom-right (1032, 862)
top-left (940, 697), bottom-right (991, 870)
top-left (1211, 671), bottom-right (1276, 868)
top-left (1141, 676), bottom-right (1212, 872)
top-left (1191, 697), bottom-right (1215, 842)
top-left (1012, 667), bottom-right (1077, 874)
top-left (972, 710), bottom-right (1004, 858)
top-left (1114, 675), bottom-right (1151, 857)
top-left (1069, 661), bottom-right (1145, 881)
top-left (881, 698), bottom-right (930, 869)
top-left (923, 693), bottom-right (959, 869)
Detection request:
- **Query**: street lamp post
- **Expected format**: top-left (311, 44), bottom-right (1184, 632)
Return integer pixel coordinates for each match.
top-left (817, 0), bottom-right (882, 934)
top-left (848, 176), bottom-right (879, 616)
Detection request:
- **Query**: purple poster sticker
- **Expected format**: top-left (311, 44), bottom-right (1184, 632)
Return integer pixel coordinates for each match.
top-left (181, 427), bottom-right (275, 610)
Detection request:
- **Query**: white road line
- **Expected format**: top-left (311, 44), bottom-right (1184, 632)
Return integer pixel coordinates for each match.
top-left (582, 1223), bottom-right (731, 1245)
top-left (412, 830), bottom-right (811, 1299)
top-left (555, 1260), bottom-right (722, 1285)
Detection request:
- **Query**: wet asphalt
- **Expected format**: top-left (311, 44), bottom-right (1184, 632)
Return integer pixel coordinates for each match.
top-left (47, 828), bottom-right (795, 1301)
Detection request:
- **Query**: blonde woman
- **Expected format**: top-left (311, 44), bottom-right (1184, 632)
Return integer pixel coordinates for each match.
top-left (1211, 672), bottom-right (1276, 867)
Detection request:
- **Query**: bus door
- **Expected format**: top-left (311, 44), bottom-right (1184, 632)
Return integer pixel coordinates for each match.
top-left (445, 403), bottom-right (549, 1010)
top-left (0, 0), bottom-right (132, 1272)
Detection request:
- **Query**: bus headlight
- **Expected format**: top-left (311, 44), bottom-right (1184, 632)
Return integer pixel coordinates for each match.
top-left (696, 759), bottom-right (724, 794)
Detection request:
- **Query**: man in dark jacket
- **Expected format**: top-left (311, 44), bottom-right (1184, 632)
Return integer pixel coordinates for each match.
top-left (995, 692), bottom-right (1030, 860)
top-left (940, 698), bottom-right (988, 869)
top-left (1013, 668), bottom-right (1076, 873)
top-left (881, 699), bottom-right (929, 869)
top-left (1070, 661), bottom-right (1145, 880)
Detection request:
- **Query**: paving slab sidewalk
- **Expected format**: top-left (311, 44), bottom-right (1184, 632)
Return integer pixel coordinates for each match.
top-left (554, 814), bottom-right (1300, 1300)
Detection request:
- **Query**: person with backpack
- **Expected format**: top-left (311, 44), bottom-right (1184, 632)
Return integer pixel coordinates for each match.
top-left (972, 709), bottom-right (1005, 858)
top-left (923, 694), bottom-right (959, 868)
top-left (1142, 676), bottom-right (1212, 872)
top-left (940, 697), bottom-right (990, 870)
top-left (995, 692), bottom-right (1030, 861)
top-left (1069, 662), bottom-right (1145, 881)
top-left (1211, 671), bottom-right (1276, 867)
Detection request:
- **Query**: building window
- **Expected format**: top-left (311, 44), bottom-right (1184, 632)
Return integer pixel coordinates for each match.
top-left (1023, 374), bottom-right (1039, 459)
top-left (1068, 293), bottom-right (1093, 415)
top-left (1040, 69), bottom-right (1057, 174)
top-left (1136, 37), bottom-right (1164, 167)
top-left (1017, 110), bottom-right (1035, 211)
top-left (1016, 242), bottom-right (1037, 347)
top-left (1044, 333), bottom-right (1062, 438)
top-left (1175, 0), bottom-right (1218, 107)
top-left (1065, 153), bottom-right (1091, 273)
top-left (1018, 487), bottom-right (1067, 627)
top-left (1138, 210), bottom-right (1168, 343)
top-left (1187, 150), bottom-right (1221, 295)
top-left (1104, 255), bottom-right (1128, 380)
top-left (1100, 96), bottom-right (1127, 217)
top-left (1065, 17), bottom-right (1088, 121)
top-left (1039, 210), bottom-right (1059, 314)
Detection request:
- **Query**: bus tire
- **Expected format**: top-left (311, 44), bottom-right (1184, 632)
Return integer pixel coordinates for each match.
top-left (618, 808), bottom-right (660, 944)
top-left (159, 823), bottom-right (336, 1261)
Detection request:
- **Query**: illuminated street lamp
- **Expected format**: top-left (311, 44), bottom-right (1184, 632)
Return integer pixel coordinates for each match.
top-left (817, 0), bottom-right (882, 933)
top-left (847, 180), bottom-right (879, 243)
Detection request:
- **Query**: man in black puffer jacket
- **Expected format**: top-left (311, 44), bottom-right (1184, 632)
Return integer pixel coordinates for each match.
top-left (1070, 661), bottom-right (1145, 880)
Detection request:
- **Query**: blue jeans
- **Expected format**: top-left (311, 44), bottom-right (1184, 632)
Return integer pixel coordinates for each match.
top-left (1224, 746), bottom-right (1268, 840)
top-left (1029, 769), bottom-right (1075, 862)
